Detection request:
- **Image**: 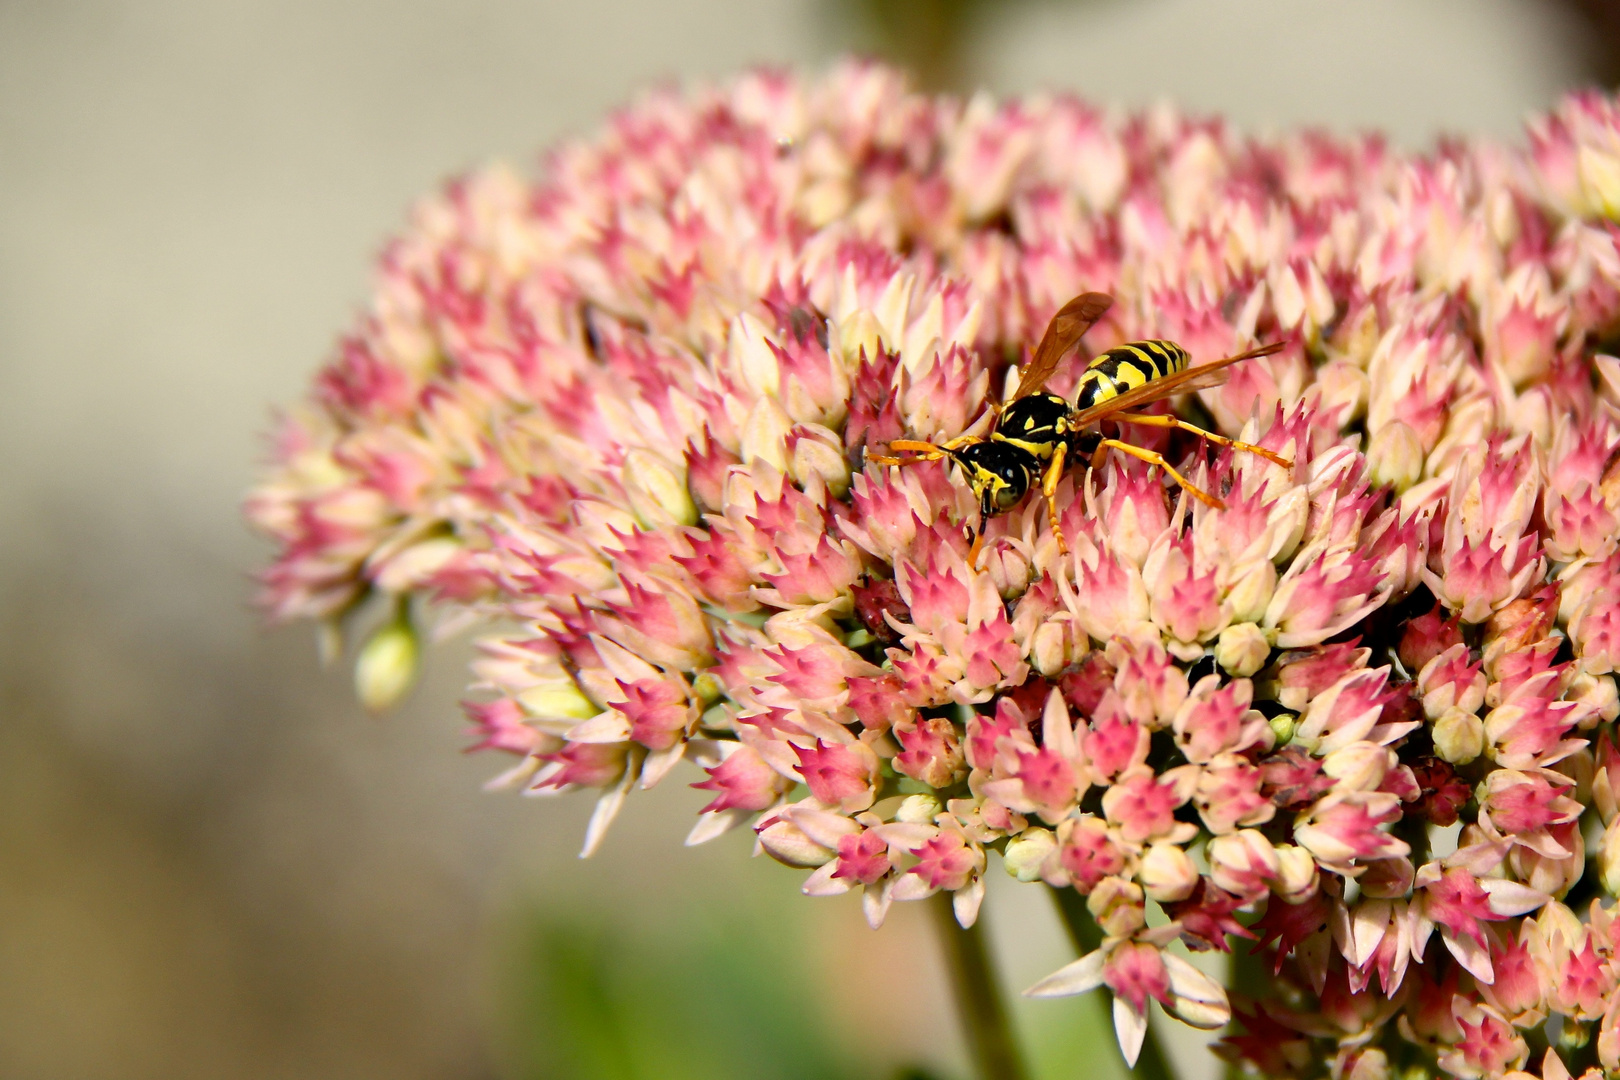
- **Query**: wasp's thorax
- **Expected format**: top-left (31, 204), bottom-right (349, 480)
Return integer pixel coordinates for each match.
top-left (950, 440), bottom-right (1036, 518)
top-left (992, 392), bottom-right (1074, 461)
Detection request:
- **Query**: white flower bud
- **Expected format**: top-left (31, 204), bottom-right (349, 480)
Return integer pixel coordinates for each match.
top-left (895, 794), bottom-right (941, 824)
top-left (1216, 622), bottom-right (1270, 677)
top-left (790, 431), bottom-right (850, 498)
top-left (740, 397), bottom-right (792, 472)
top-left (1312, 359), bottom-right (1368, 424)
top-left (730, 311), bottom-right (780, 399)
top-left (1598, 816), bottom-right (1620, 897)
top-left (1003, 828), bottom-right (1057, 882)
top-left (1366, 420), bottom-right (1424, 493)
top-left (757, 818), bottom-right (835, 867)
top-left (1265, 487), bottom-right (1310, 563)
top-left (1569, 671), bottom-right (1620, 725)
top-left (623, 450), bottom-right (698, 528)
top-left (1032, 621), bottom-right (1071, 677)
top-left (518, 680), bottom-right (599, 722)
top-left (1223, 558), bottom-right (1277, 625)
top-left (355, 610), bottom-right (420, 713)
top-left (1433, 706), bottom-right (1485, 765)
top-left (1272, 843), bottom-right (1319, 903)
top-left (834, 309), bottom-right (887, 370)
top-left (1322, 742), bottom-right (1392, 792)
top-left (1580, 145), bottom-right (1620, 218)
top-left (1139, 842), bottom-right (1198, 902)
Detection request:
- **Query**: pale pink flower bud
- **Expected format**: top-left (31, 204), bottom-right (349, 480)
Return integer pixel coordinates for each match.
top-left (1434, 706), bottom-right (1487, 765)
top-left (1145, 533), bottom-right (1225, 647)
top-left (532, 741), bottom-right (631, 794)
top-left (1570, 588), bottom-right (1620, 675)
top-left (893, 716), bottom-right (967, 789)
top-left (1594, 733), bottom-right (1620, 824)
top-left (693, 743), bottom-right (791, 814)
top-left (1172, 675), bottom-right (1268, 764)
top-left (899, 829), bottom-right (983, 895)
top-left (1417, 642), bottom-right (1487, 719)
top-left (1358, 855), bottom-right (1414, 899)
top-left (792, 739), bottom-right (880, 813)
top-left (1089, 463), bottom-right (1171, 568)
top-left (1105, 638), bottom-right (1190, 727)
top-left (1215, 621), bottom-right (1270, 677)
top-left (1062, 545), bottom-right (1151, 644)
top-left (1047, 792), bottom-right (1123, 871)
top-left (1427, 531), bottom-right (1544, 624)
top-left (465, 698), bottom-right (552, 757)
top-left (1295, 667), bottom-right (1396, 755)
top-left (1103, 765), bottom-right (1199, 845)
top-left (1099, 941), bottom-right (1174, 1057)
top-left (1294, 792), bottom-right (1408, 874)
top-left (1206, 830), bottom-right (1280, 899)
top-left (1264, 542), bottom-right (1388, 649)
top-left (1194, 753), bottom-right (1274, 834)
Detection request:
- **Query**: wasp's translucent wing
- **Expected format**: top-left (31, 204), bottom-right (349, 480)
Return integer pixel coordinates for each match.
top-left (1014, 292), bottom-right (1114, 400)
top-left (1069, 341), bottom-right (1286, 428)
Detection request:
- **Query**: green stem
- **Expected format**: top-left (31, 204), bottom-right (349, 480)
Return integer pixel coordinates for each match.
top-left (1048, 886), bottom-right (1178, 1080)
top-left (1222, 943), bottom-right (1267, 1080)
top-left (929, 891), bottom-right (1030, 1080)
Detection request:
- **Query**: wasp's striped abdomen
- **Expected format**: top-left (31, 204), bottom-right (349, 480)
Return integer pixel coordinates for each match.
top-left (1073, 340), bottom-right (1190, 412)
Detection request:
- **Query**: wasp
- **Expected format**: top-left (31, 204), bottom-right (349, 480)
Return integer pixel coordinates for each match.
top-left (868, 292), bottom-right (1291, 558)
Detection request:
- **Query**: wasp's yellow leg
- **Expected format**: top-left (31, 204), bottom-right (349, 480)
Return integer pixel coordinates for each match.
top-left (868, 435), bottom-right (985, 467)
top-left (968, 528), bottom-right (986, 567)
top-left (1039, 441), bottom-right (1070, 554)
top-left (1098, 438), bottom-right (1226, 510)
top-left (1112, 412), bottom-right (1293, 470)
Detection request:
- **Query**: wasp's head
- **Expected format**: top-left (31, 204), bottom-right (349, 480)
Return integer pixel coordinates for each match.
top-left (951, 441), bottom-right (1035, 518)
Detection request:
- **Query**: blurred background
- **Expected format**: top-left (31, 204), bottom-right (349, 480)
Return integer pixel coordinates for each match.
top-left (0, 1), bottom-right (1607, 1077)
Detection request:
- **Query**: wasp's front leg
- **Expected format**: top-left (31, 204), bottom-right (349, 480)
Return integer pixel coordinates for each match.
top-left (1039, 442), bottom-right (1069, 554)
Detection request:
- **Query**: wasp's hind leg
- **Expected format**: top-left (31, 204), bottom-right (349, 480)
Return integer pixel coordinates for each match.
top-left (1097, 438), bottom-right (1226, 510)
top-left (1039, 442), bottom-right (1070, 554)
top-left (1112, 412), bottom-right (1292, 470)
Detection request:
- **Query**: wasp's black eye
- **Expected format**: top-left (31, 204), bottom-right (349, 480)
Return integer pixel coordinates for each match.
top-left (993, 483), bottom-right (1023, 511)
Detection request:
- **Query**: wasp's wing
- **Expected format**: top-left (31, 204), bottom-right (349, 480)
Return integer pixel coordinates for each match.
top-left (1014, 292), bottom-right (1114, 400)
top-left (1069, 342), bottom-right (1286, 427)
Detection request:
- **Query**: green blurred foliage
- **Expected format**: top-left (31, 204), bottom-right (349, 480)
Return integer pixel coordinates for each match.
top-left (490, 884), bottom-right (1128, 1080)
top-left (496, 900), bottom-right (877, 1080)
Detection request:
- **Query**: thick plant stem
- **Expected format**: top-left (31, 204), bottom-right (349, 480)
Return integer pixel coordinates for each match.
top-left (1048, 886), bottom-right (1178, 1080)
top-left (930, 891), bottom-right (1030, 1080)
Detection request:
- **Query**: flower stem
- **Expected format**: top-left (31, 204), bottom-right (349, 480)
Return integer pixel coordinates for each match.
top-left (1047, 886), bottom-right (1178, 1080)
top-left (929, 891), bottom-right (1030, 1080)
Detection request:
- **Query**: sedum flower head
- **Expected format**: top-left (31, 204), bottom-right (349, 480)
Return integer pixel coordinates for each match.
top-left (249, 63), bottom-right (1620, 1079)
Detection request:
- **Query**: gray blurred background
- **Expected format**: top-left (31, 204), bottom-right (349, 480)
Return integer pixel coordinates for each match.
top-left (0, 1), bottom-right (1601, 1077)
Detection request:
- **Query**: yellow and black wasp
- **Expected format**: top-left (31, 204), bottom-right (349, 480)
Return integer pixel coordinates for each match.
top-left (868, 292), bottom-right (1290, 558)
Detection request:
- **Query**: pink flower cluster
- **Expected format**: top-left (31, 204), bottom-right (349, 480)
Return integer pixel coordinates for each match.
top-left (247, 66), bottom-right (1620, 1079)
